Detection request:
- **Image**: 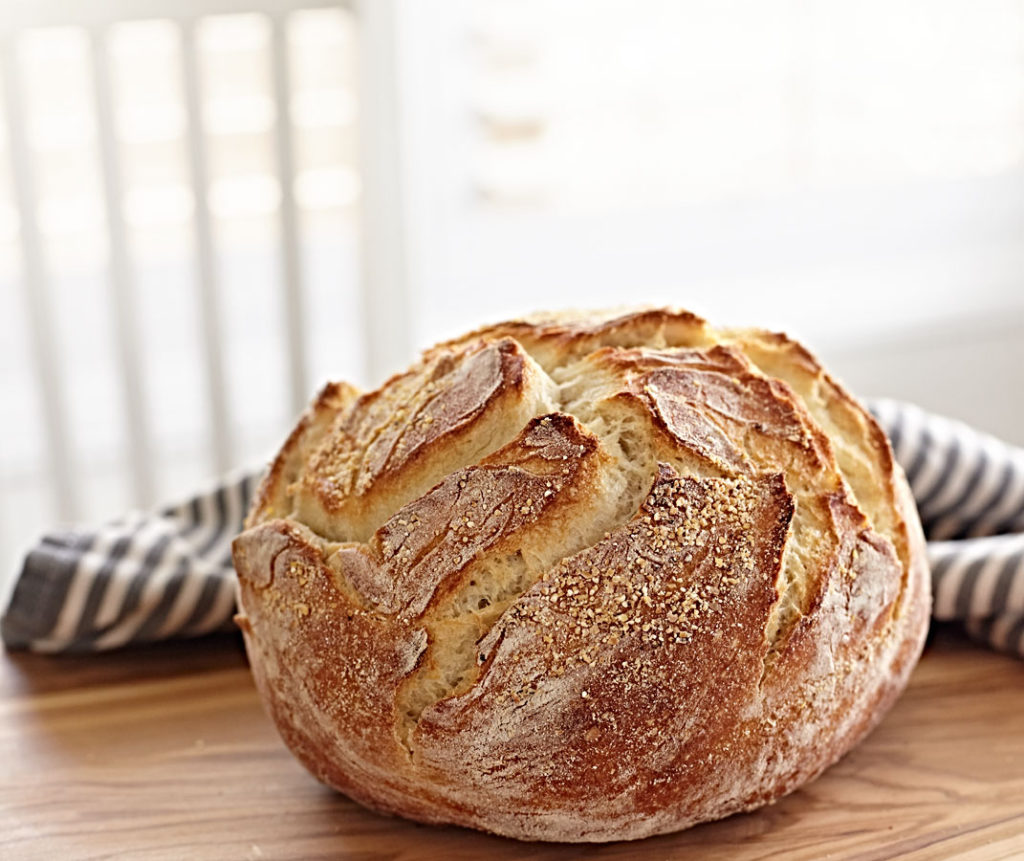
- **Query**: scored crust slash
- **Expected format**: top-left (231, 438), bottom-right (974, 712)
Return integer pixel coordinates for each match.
top-left (231, 306), bottom-right (930, 843)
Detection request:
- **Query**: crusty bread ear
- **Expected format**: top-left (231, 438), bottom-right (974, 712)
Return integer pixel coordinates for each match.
top-left (234, 307), bottom-right (929, 843)
top-left (245, 380), bottom-right (360, 530)
top-left (291, 338), bottom-right (559, 542)
top-left (719, 328), bottom-right (923, 625)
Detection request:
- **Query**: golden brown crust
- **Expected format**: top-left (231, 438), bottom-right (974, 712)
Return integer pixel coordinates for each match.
top-left (264, 338), bottom-right (559, 542)
top-left (233, 307), bottom-right (930, 843)
top-left (436, 306), bottom-right (713, 371)
top-left (720, 327), bottom-right (928, 628)
top-left (246, 380), bottom-right (361, 530)
top-left (415, 466), bottom-right (795, 838)
top-left (337, 412), bottom-right (606, 618)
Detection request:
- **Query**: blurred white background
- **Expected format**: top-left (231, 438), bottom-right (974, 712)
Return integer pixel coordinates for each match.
top-left (2, 0), bottom-right (1023, 599)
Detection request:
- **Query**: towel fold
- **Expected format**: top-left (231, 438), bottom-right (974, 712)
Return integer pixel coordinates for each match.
top-left (3, 400), bottom-right (1023, 657)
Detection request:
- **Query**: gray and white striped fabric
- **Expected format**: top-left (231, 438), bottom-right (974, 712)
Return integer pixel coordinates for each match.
top-left (1, 471), bottom-right (261, 653)
top-left (871, 400), bottom-right (1024, 657)
top-left (2, 400), bottom-right (1023, 657)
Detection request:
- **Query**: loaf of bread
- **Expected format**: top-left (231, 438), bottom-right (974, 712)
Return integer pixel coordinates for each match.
top-left (232, 308), bottom-right (930, 842)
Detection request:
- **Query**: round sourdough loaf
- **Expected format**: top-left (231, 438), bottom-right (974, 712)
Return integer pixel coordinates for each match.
top-left (232, 307), bottom-right (930, 842)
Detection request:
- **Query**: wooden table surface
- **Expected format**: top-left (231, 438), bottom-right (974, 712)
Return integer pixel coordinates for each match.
top-left (1, 626), bottom-right (1021, 861)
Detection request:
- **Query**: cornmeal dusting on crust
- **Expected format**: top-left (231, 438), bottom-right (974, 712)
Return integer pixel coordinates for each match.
top-left (232, 306), bottom-right (931, 844)
top-left (510, 470), bottom-right (765, 673)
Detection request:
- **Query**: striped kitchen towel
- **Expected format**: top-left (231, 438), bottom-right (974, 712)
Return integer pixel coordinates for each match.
top-left (2, 400), bottom-right (1023, 657)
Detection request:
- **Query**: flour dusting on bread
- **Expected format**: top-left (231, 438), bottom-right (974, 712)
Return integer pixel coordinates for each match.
top-left (233, 307), bottom-right (930, 842)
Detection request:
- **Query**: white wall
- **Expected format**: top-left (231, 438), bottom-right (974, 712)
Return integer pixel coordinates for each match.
top-left (824, 311), bottom-right (1024, 446)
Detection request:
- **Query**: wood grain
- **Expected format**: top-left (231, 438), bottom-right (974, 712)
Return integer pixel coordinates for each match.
top-left (1, 626), bottom-right (1021, 860)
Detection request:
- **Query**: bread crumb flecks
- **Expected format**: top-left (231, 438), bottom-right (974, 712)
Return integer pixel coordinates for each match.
top-left (509, 471), bottom-right (760, 668)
